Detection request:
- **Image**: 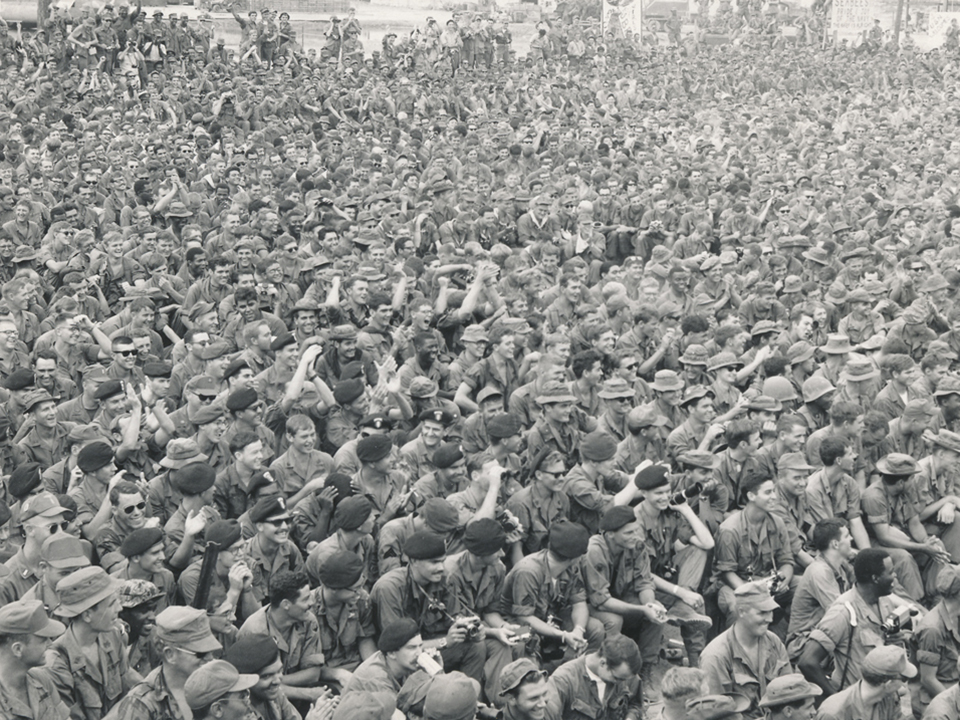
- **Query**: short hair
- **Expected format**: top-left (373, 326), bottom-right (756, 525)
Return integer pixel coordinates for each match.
top-left (681, 314), bottom-right (710, 335)
top-left (268, 570), bottom-right (310, 608)
top-left (714, 325), bottom-right (742, 348)
top-left (368, 293), bottom-right (392, 311)
top-left (112, 336), bottom-right (135, 349)
top-left (853, 548), bottom-right (890, 584)
top-left (242, 320), bottom-right (269, 344)
top-left (598, 634), bottom-right (642, 675)
top-left (488, 325), bottom-right (514, 347)
top-left (229, 431), bottom-right (261, 455)
top-left (819, 436), bottom-right (848, 466)
top-left (881, 353), bottom-right (915, 375)
top-left (109, 481), bottom-right (141, 506)
top-left (811, 518), bottom-right (846, 552)
top-left (128, 297), bottom-right (155, 313)
top-left (413, 331), bottom-right (436, 349)
top-left (741, 469), bottom-right (772, 499)
top-left (184, 329), bottom-right (209, 344)
top-left (234, 287), bottom-right (258, 305)
top-left (920, 352), bottom-right (947, 372)
top-left (558, 272), bottom-right (581, 289)
top-left (2, 277), bottom-right (29, 300)
top-left (762, 355), bottom-right (789, 378)
top-left (829, 401), bottom-right (860, 426)
top-left (285, 414), bottom-right (314, 436)
top-left (660, 667), bottom-right (705, 702)
top-left (725, 420), bottom-right (759, 450)
top-left (634, 304), bottom-right (659, 324)
top-left (571, 349), bottom-right (603, 379)
top-left (777, 414), bottom-right (808, 436)
top-left (863, 410), bottom-right (889, 434)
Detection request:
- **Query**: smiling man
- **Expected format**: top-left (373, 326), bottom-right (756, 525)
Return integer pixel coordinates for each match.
top-left (224, 633), bottom-right (301, 720)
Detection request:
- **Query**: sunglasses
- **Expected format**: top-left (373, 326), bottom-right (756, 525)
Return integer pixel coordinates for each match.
top-left (263, 517), bottom-right (291, 527)
top-left (41, 521), bottom-right (70, 534)
top-left (122, 501), bottom-right (146, 515)
top-left (197, 394), bottom-right (217, 403)
top-left (116, 349), bottom-right (137, 357)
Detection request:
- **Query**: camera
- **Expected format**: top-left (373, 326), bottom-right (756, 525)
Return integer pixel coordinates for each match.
top-left (457, 615), bottom-right (483, 641)
top-left (882, 606), bottom-right (919, 636)
top-left (496, 508), bottom-right (521, 534)
top-left (767, 572), bottom-right (787, 596)
top-left (670, 483), bottom-right (702, 506)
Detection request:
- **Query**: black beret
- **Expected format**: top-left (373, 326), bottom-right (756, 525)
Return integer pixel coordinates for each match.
top-left (634, 465), bottom-right (670, 491)
top-left (77, 441), bottom-right (114, 473)
top-left (226, 387), bottom-right (259, 412)
top-left (317, 550), bottom-right (365, 589)
top-left (599, 506), bottom-right (637, 532)
top-left (359, 414), bottom-right (393, 430)
top-left (120, 527), bottom-right (165, 557)
top-left (270, 332), bottom-right (298, 352)
top-left (224, 633), bottom-right (280, 674)
top-left (250, 496), bottom-right (291, 524)
top-left (418, 408), bottom-right (454, 426)
top-left (223, 358), bottom-right (251, 381)
top-left (334, 495), bottom-right (373, 531)
top-left (205, 519), bottom-right (242, 549)
top-left (4, 369), bottom-right (34, 391)
top-left (325, 473), bottom-right (355, 501)
top-left (173, 463), bottom-right (217, 495)
top-left (8, 462), bottom-right (42, 500)
top-left (143, 362), bottom-right (173, 378)
top-left (357, 434), bottom-right (392, 463)
top-left (432, 443), bottom-right (464, 470)
top-left (403, 531), bottom-right (446, 560)
top-left (93, 379), bottom-right (124, 401)
top-left (379, 618), bottom-right (420, 654)
top-left (487, 413), bottom-right (521, 439)
top-left (548, 520), bottom-right (590, 560)
top-left (463, 518), bottom-right (506, 557)
top-left (334, 378), bottom-right (365, 406)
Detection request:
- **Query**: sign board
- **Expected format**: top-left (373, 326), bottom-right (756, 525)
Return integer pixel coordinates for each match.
top-left (830, 0), bottom-right (870, 37)
top-left (603, 0), bottom-right (643, 38)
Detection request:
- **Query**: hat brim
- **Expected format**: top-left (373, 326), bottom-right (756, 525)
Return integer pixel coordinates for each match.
top-left (46, 555), bottom-right (91, 570)
top-left (650, 382), bottom-right (684, 392)
top-left (536, 394), bottom-right (577, 404)
top-left (159, 453), bottom-right (210, 469)
top-left (788, 350), bottom-right (816, 364)
top-left (709, 361), bottom-right (744, 371)
top-left (598, 390), bottom-right (635, 399)
top-left (180, 632), bottom-right (224, 654)
top-left (229, 673), bottom-right (261, 694)
top-left (55, 576), bottom-right (122, 618)
top-left (901, 659), bottom-right (918, 679)
top-left (33, 617), bottom-right (67, 638)
top-left (820, 345), bottom-right (853, 355)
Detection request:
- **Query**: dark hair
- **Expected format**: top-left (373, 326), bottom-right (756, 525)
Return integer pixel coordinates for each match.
top-left (811, 518), bottom-right (846, 552)
top-left (725, 420), bottom-right (758, 450)
top-left (268, 570), bottom-right (310, 608)
top-left (819, 436), bottom-right (847, 466)
top-left (571, 349), bottom-right (603, 380)
top-left (829, 401), bottom-right (860, 426)
top-left (853, 548), bottom-right (890, 584)
top-left (109, 481), bottom-right (141, 505)
top-left (741, 469), bottom-right (771, 499)
top-left (229, 431), bottom-right (261, 455)
top-left (598, 634), bottom-right (642, 674)
top-left (681, 314), bottom-right (710, 335)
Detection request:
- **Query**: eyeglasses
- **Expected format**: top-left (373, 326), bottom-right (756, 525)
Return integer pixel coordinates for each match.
top-left (263, 518), bottom-right (290, 527)
top-left (37, 521), bottom-right (69, 534)
top-left (122, 501), bottom-right (146, 515)
top-left (197, 394), bottom-right (217, 403)
top-left (116, 349), bottom-right (137, 357)
top-left (179, 648), bottom-right (216, 660)
top-left (539, 469), bottom-right (565, 478)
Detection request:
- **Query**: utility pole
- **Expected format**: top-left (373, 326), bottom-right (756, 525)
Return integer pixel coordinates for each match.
top-left (893, 0), bottom-right (904, 45)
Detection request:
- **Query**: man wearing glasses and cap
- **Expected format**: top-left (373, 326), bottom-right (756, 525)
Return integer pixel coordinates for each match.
top-left (184, 660), bottom-right (259, 720)
top-left (0, 599), bottom-right (70, 720)
top-left (0, 491), bottom-right (69, 604)
top-left (113, 605), bottom-right (222, 720)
